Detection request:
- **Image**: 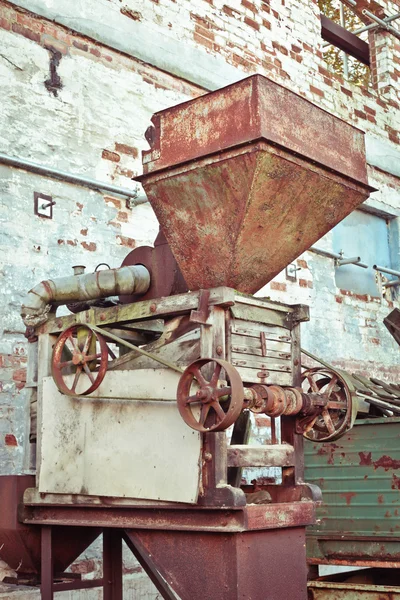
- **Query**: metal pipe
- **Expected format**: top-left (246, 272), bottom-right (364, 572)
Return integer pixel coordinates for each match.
top-left (383, 278), bottom-right (400, 288)
top-left (0, 152), bottom-right (148, 204)
top-left (373, 264), bottom-right (400, 278)
top-left (21, 265), bottom-right (150, 327)
top-left (336, 256), bottom-right (361, 266)
top-left (340, 2), bottom-right (349, 79)
top-left (310, 247), bottom-right (368, 268)
top-left (362, 9), bottom-right (400, 41)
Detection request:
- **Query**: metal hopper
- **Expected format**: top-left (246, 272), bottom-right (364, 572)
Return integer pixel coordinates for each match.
top-left (138, 74), bottom-right (374, 294)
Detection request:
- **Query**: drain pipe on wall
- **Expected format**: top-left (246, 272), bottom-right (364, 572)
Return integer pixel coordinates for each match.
top-left (0, 152), bottom-right (149, 206)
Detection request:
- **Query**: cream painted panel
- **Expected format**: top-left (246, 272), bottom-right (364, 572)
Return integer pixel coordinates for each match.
top-left (39, 373), bottom-right (201, 503)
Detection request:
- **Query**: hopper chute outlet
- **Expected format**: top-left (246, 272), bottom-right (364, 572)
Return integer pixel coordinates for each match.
top-left (137, 74), bottom-right (374, 294)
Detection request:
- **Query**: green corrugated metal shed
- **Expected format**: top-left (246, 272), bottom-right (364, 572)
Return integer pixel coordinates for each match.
top-left (305, 417), bottom-right (400, 566)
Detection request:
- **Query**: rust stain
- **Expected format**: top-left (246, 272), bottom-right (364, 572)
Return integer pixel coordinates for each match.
top-left (378, 494), bottom-right (384, 504)
top-left (374, 455), bottom-right (400, 471)
top-left (359, 451), bottom-right (372, 466)
top-left (339, 491), bottom-right (357, 506)
top-left (391, 474), bottom-right (400, 490)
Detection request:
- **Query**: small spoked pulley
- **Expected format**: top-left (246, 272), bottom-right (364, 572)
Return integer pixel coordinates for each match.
top-left (177, 358), bottom-right (244, 432)
top-left (301, 367), bottom-right (355, 442)
top-left (51, 324), bottom-right (109, 396)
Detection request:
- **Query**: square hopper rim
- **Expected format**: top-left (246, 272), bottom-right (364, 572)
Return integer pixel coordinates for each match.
top-left (139, 74), bottom-right (373, 191)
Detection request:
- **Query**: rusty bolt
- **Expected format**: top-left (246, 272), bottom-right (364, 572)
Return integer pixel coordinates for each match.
top-left (294, 359), bottom-right (299, 366)
top-left (57, 320), bottom-right (63, 329)
top-left (257, 370), bottom-right (269, 378)
top-left (100, 313), bottom-right (106, 322)
top-left (216, 345), bottom-right (223, 356)
top-left (203, 452), bottom-right (212, 462)
top-left (150, 303), bottom-right (157, 313)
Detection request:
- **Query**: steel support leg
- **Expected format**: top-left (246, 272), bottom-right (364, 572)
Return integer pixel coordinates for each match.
top-left (41, 526), bottom-right (54, 600)
top-left (103, 529), bottom-right (123, 600)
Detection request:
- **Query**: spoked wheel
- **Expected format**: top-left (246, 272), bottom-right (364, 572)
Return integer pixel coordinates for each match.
top-left (177, 358), bottom-right (244, 432)
top-left (301, 367), bottom-right (354, 442)
top-left (52, 324), bottom-right (109, 396)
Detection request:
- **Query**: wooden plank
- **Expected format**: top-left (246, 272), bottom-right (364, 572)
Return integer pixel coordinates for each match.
top-left (231, 353), bottom-right (291, 372)
top-left (227, 444), bottom-right (295, 467)
top-left (235, 366), bottom-right (292, 386)
top-left (231, 334), bottom-right (290, 353)
top-left (40, 287), bottom-right (236, 334)
top-left (234, 294), bottom-right (293, 313)
top-left (231, 304), bottom-right (290, 328)
top-left (233, 346), bottom-right (291, 361)
top-left (231, 319), bottom-right (291, 341)
top-left (232, 345), bottom-right (291, 361)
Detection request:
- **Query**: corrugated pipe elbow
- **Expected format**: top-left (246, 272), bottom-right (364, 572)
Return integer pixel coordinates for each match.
top-left (21, 265), bottom-right (150, 327)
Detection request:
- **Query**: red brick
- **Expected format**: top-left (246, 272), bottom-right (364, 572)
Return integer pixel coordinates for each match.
top-left (242, 0), bottom-right (256, 13)
top-left (90, 47), bottom-right (101, 58)
top-left (73, 40), bottom-right (88, 52)
top-left (270, 281), bottom-right (287, 292)
top-left (116, 167), bottom-right (134, 179)
top-left (244, 16), bottom-right (260, 31)
top-left (114, 143), bottom-right (138, 158)
top-left (104, 196), bottom-right (122, 209)
top-left (194, 32), bottom-right (213, 51)
top-left (222, 5), bottom-right (241, 18)
top-left (12, 22), bottom-right (40, 43)
top-left (81, 241), bottom-right (97, 252)
top-left (120, 8), bottom-right (142, 21)
top-left (190, 13), bottom-right (214, 29)
top-left (262, 18), bottom-right (271, 30)
top-left (335, 295), bottom-right (343, 304)
top-left (299, 279), bottom-right (308, 288)
top-left (309, 84), bottom-right (324, 97)
top-left (194, 24), bottom-right (215, 41)
top-left (13, 368), bottom-right (26, 383)
top-left (340, 86), bottom-right (353, 97)
top-left (354, 109), bottom-right (367, 120)
top-left (255, 415), bottom-right (271, 428)
top-left (370, 337), bottom-right (380, 345)
top-left (364, 105), bottom-right (376, 116)
top-left (5, 434), bottom-right (18, 447)
top-left (117, 235), bottom-right (136, 248)
top-left (102, 149), bottom-right (120, 162)
top-left (16, 12), bottom-right (42, 31)
top-left (0, 17), bottom-right (11, 31)
top-left (80, 228), bottom-right (88, 236)
top-left (117, 211), bottom-right (128, 222)
top-left (297, 259), bottom-right (308, 268)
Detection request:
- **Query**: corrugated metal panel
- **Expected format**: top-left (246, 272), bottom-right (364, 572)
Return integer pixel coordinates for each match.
top-left (305, 418), bottom-right (400, 564)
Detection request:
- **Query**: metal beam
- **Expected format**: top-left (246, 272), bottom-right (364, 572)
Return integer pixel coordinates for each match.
top-left (320, 14), bottom-right (370, 65)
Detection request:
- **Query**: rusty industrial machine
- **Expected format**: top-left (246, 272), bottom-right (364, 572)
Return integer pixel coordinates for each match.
top-left (0, 75), bottom-right (375, 599)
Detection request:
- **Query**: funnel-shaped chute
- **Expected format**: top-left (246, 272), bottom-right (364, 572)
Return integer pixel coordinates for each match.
top-left (138, 75), bottom-right (373, 293)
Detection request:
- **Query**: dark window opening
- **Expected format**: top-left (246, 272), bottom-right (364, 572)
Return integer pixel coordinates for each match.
top-left (319, 0), bottom-right (370, 86)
